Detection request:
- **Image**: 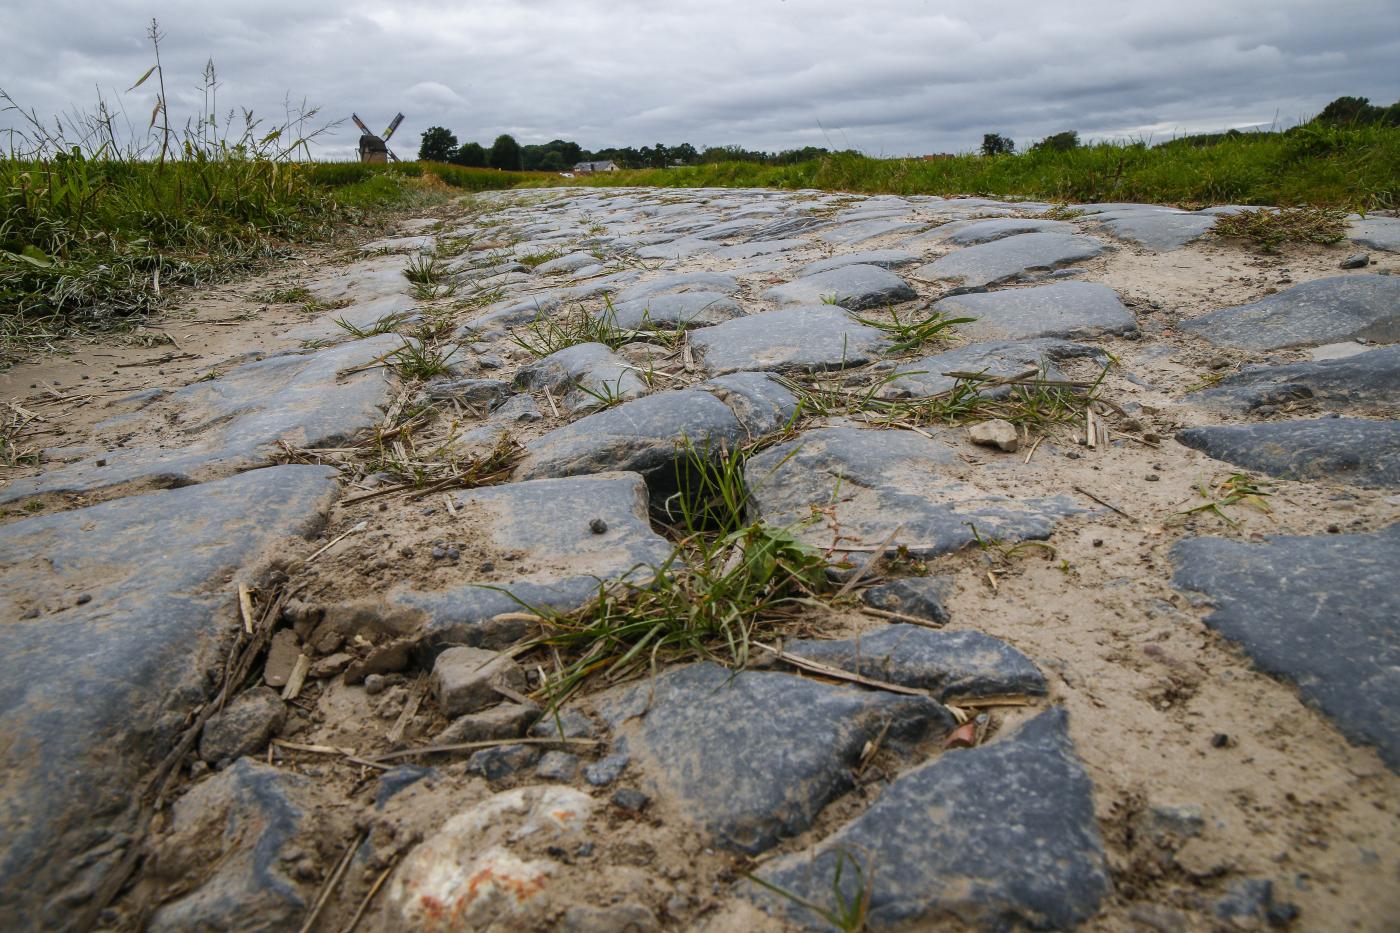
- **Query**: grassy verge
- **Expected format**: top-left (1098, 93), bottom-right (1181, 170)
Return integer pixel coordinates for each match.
top-left (0, 154), bottom-right (528, 350)
top-left (520, 124), bottom-right (1399, 210)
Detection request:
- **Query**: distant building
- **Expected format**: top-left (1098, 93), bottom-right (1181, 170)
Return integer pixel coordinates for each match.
top-left (573, 160), bottom-right (619, 173)
top-left (921, 153), bottom-right (956, 161)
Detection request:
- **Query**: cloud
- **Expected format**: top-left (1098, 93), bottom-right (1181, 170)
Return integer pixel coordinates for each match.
top-left (2, 0), bottom-right (1397, 159)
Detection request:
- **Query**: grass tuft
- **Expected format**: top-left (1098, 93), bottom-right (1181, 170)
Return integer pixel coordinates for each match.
top-left (1211, 206), bottom-right (1348, 251)
top-left (388, 339), bottom-right (457, 380)
top-left (785, 362), bottom-right (1111, 434)
top-left (512, 437), bottom-right (829, 704)
top-left (508, 299), bottom-right (640, 356)
top-left (1175, 473), bottom-right (1274, 525)
top-left (851, 307), bottom-right (975, 354)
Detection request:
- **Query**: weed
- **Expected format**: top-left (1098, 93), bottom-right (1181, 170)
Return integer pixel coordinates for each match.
top-left (388, 340), bottom-right (457, 380)
top-left (851, 307), bottom-right (975, 354)
top-left (517, 249), bottom-right (565, 270)
top-left (1037, 204), bottom-right (1087, 220)
top-left (403, 253), bottom-right (458, 299)
top-left (512, 437), bottom-right (829, 703)
top-left (1212, 206), bottom-right (1348, 251)
top-left (785, 362), bottom-right (1110, 434)
top-left (570, 379), bottom-right (631, 411)
top-left (333, 312), bottom-right (411, 339)
top-left (508, 299), bottom-right (637, 356)
top-left (1176, 473), bottom-right (1275, 525)
top-left (967, 522), bottom-right (1059, 564)
top-left (745, 849), bottom-right (875, 933)
top-left (257, 285), bottom-right (314, 304)
top-left (1, 402), bottom-right (40, 467)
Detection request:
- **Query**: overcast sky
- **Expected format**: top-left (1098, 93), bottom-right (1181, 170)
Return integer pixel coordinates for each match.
top-left (3, 0), bottom-right (1398, 160)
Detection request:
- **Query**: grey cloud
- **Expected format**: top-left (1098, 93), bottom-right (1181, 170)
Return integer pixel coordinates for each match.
top-left (3, 0), bottom-right (1398, 159)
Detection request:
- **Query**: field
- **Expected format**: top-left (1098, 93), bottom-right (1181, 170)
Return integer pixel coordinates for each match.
top-left (519, 123), bottom-right (1399, 210)
top-left (3, 119), bottom-right (1397, 349)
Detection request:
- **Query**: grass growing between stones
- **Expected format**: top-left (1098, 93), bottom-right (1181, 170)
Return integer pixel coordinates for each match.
top-left (513, 439), bottom-right (831, 705)
top-left (784, 363), bottom-right (1113, 435)
top-left (332, 312), bottom-right (413, 340)
top-left (403, 253), bottom-right (458, 300)
top-left (850, 308), bottom-right (976, 354)
top-left (1211, 206), bottom-right (1349, 252)
top-left (508, 300), bottom-right (685, 357)
top-left (387, 339), bottom-right (458, 380)
top-left (1173, 473), bottom-right (1275, 526)
top-left (746, 849), bottom-right (875, 933)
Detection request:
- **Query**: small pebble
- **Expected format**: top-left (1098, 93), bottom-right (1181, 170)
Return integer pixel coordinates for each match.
top-left (589, 518), bottom-right (608, 534)
top-left (1211, 733), bottom-right (1232, 749)
top-left (400, 546), bottom-right (415, 558)
top-left (1092, 539), bottom-right (1104, 547)
top-left (1340, 252), bottom-right (1369, 269)
top-left (1327, 524), bottom-right (1341, 534)
top-left (431, 546), bottom-right (447, 560)
top-left (446, 547), bottom-right (460, 560)
top-left (365, 674), bottom-right (388, 695)
top-left (1145, 474), bottom-right (1160, 482)
top-left (76, 594), bottom-right (92, 606)
top-left (611, 787), bottom-right (650, 812)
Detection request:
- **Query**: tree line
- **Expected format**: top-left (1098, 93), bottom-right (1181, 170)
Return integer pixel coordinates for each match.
top-left (979, 96), bottom-right (1400, 157)
top-left (421, 95), bottom-right (1400, 169)
top-left (417, 127), bottom-right (840, 171)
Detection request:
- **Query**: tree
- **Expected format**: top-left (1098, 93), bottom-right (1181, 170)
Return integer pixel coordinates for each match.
top-left (452, 141), bottom-right (487, 167)
top-left (1032, 130), bottom-right (1079, 152)
top-left (981, 133), bottom-right (1014, 156)
top-left (1317, 96), bottom-right (1376, 125)
top-left (489, 133), bottom-right (523, 171)
top-left (418, 126), bottom-right (458, 162)
top-left (1314, 95), bottom-right (1399, 126)
top-left (540, 150), bottom-right (565, 171)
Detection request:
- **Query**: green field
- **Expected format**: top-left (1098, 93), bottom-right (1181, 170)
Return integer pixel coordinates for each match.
top-left (3, 120), bottom-right (1397, 349)
top-left (519, 123), bottom-right (1399, 210)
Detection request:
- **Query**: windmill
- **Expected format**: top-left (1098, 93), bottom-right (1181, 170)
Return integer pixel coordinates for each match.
top-left (353, 112), bottom-right (404, 163)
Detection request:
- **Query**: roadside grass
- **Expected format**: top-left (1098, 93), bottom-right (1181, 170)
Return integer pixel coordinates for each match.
top-left (522, 125), bottom-right (1400, 210)
top-left (1, 40), bottom-right (525, 351)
